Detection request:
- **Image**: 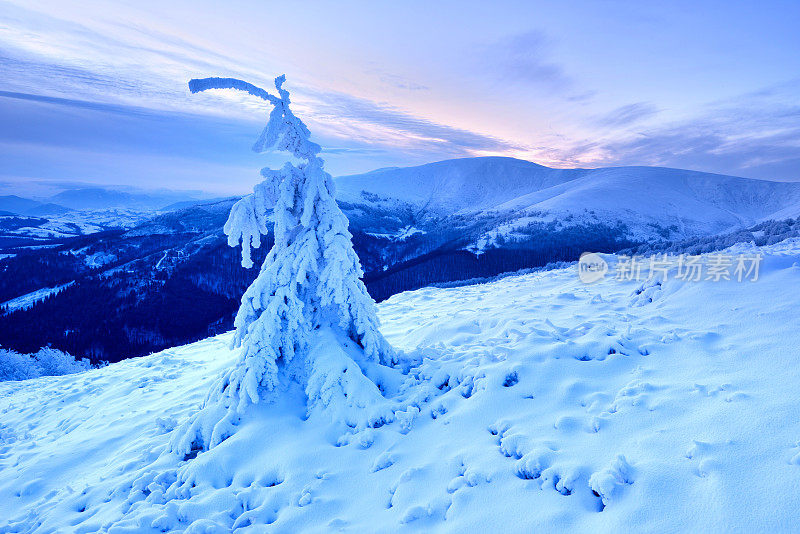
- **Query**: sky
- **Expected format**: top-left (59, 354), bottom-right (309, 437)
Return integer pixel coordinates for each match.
top-left (1, 0), bottom-right (799, 197)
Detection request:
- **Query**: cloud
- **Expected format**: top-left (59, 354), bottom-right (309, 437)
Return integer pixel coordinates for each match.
top-left (566, 90), bottom-right (598, 103)
top-left (379, 76), bottom-right (429, 92)
top-left (299, 88), bottom-right (526, 156)
top-left (364, 68), bottom-right (430, 92)
top-left (0, 90), bottom-right (160, 118)
top-left (0, 85), bottom-right (526, 192)
top-left (0, 51), bottom-right (141, 98)
top-left (321, 147), bottom-right (391, 155)
top-left (594, 102), bottom-right (660, 127)
top-left (486, 31), bottom-right (571, 91)
top-left (581, 84), bottom-right (800, 180)
top-left (0, 3), bottom-right (275, 118)
top-left (493, 80), bottom-right (800, 182)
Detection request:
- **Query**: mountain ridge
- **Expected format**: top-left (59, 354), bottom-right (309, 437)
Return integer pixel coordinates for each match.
top-left (335, 157), bottom-right (800, 233)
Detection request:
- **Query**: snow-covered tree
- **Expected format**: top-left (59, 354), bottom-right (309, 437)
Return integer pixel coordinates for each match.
top-left (172, 75), bottom-right (395, 455)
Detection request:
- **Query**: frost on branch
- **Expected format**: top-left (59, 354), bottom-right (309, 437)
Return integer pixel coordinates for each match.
top-left (172, 75), bottom-right (396, 455)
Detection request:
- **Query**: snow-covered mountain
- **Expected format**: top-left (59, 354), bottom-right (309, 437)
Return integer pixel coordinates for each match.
top-left (2, 238), bottom-right (800, 532)
top-left (336, 157), bottom-right (800, 245)
top-left (336, 158), bottom-right (582, 212)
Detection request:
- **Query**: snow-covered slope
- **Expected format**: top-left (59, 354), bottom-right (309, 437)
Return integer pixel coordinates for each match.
top-left (0, 282), bottom-right (73, 314)
top-left (336, 157), bottom-right (800, 239)
top-left (762, 199), bottom-right (800, 222)
top-left (2, 239), bottom-right (800, 532)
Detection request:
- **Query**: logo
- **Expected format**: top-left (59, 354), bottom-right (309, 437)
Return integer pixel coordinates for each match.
top-left (578, 252), bottom-right (608, 283)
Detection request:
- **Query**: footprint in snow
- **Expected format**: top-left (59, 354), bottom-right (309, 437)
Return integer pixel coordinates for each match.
top-left (685, 439), bottom-right (730, 478)
top-left (693, 383), bottom-right (748, 402)
top-left (589, 455), bottom-right (634, 510)
top-left (630, 278), bottom-right (664, 307)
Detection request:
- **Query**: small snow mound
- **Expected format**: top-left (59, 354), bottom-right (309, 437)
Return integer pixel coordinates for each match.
top-left (589, 455), bottom-right (634, 508)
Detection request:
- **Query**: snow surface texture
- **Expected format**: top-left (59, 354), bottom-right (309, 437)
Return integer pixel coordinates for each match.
top-left (2, 239), bottom-right (800, 532)
top-left (173, 76), bottom-right (394, 456)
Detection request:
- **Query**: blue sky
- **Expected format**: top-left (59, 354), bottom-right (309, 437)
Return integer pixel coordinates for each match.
top-left (1, 0), bottom-right (799, 196)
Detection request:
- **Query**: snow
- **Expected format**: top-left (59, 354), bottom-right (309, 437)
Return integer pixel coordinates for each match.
top-left (2, 239), bottom-right (800, 532)
top-left (1, 282), bottom-right (74, 314)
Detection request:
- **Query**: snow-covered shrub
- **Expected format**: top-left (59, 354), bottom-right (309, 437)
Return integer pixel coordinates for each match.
top-left (0, 350), bottom-right (40, 381)
top-left (0, 347), bottom-right (93, 382)
top-left (33, 347), bottom-right (93, 376)
top-left (622, 217), bottom-right (800, 256)
top-left (172, 76), bottom-right (395, 455)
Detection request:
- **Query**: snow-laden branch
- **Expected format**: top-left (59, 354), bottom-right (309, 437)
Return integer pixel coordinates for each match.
top-left (188, 77), bottom-right (280, 105)
top-left (189, 75), bottom-right (320, 159)
top-left (223, 167), bottom-right (283, 268)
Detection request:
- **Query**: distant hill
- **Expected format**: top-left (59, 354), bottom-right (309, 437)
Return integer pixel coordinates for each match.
top-left (0, 195), bottom-right (44, 214)
top-left (1, 187), bottom-right (211, 214)
top-left (159, 197), bottom-right (235, 212)
top-left (336, 157), bottom-right (579, 212)
top-left (0, 195), bottom-right (71, 216)
top-left (48, 188), bottom-right (200, 211)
